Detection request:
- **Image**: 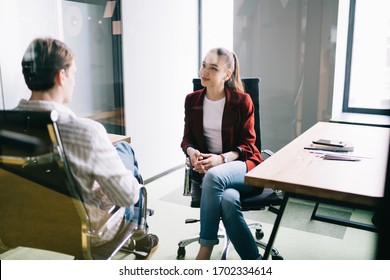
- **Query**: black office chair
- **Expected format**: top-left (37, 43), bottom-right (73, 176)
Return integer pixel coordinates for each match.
top-left (177, 78), bottom-right (284, 260)
top-left (0, 110), bottom-right (152, 260)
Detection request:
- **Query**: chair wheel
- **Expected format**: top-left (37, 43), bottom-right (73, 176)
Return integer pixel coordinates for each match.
top-left (255, 229), bottom-right (264, 240)
top-left (272, 255), bottom-right (284, 260)
top-left (177, 246), bottom-right (186, 259)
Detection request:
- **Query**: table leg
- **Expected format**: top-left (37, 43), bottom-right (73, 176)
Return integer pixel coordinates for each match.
top-left (263, 192), bottom-right (289, 260)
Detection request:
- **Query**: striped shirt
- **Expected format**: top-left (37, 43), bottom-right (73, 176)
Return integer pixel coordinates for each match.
top-left (16, 99), bottom-right (140, 245)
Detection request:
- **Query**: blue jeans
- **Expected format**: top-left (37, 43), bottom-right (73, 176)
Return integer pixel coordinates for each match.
top-left (199, 160), bottom-right (263, 260)
top-left (114, 141), bottom-right (141, 222)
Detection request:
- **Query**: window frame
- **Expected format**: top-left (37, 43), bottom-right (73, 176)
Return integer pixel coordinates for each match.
top-left (342, 0), bottom-right (390, 116)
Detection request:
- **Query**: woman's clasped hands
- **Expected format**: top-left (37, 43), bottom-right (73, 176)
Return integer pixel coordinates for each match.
top-left (188, 148), bottom-right (223, 173)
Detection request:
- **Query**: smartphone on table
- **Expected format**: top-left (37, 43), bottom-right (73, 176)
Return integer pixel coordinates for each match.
top-left (312, 139), bottom-right (347, 147)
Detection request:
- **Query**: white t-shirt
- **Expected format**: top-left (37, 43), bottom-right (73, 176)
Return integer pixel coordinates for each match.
top-left (203, 96), bottom-right (225, 154)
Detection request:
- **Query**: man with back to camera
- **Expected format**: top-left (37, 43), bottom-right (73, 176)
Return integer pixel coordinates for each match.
top-left (16, 37), bottom-right (158, 259)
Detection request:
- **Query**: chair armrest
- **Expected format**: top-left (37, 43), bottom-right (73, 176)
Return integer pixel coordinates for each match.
top-left (88, 187), bottom-right (150, 238)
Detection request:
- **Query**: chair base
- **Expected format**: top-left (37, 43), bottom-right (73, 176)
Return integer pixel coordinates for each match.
top-left (176, 221), bottom-right (283, 260)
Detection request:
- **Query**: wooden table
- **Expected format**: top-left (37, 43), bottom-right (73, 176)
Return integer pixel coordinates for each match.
top-left (245, 121), bottom-right (390, 259)
top-left (107, 133), bottom-right (131, 144)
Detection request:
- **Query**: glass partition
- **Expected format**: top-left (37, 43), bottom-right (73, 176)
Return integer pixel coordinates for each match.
top-left (0, 0), bottom-right (124, 134)
top-left (233, 0), bottom-right (339, 151)
top-left (200, 0), bottom-right (339, 152)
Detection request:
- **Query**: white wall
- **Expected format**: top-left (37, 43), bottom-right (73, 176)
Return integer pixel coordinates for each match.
top-left (122, 0), bottom-right (198, 179)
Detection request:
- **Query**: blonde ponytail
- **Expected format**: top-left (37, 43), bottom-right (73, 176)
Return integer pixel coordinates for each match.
top-left (213, 48), bottom-right (244, 92)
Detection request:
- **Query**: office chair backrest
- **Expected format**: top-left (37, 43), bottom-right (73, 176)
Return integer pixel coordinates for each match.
top-left (192, 78), bottom-right (262, 151)
top-left (0, 110), bottom-right (91, 259)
